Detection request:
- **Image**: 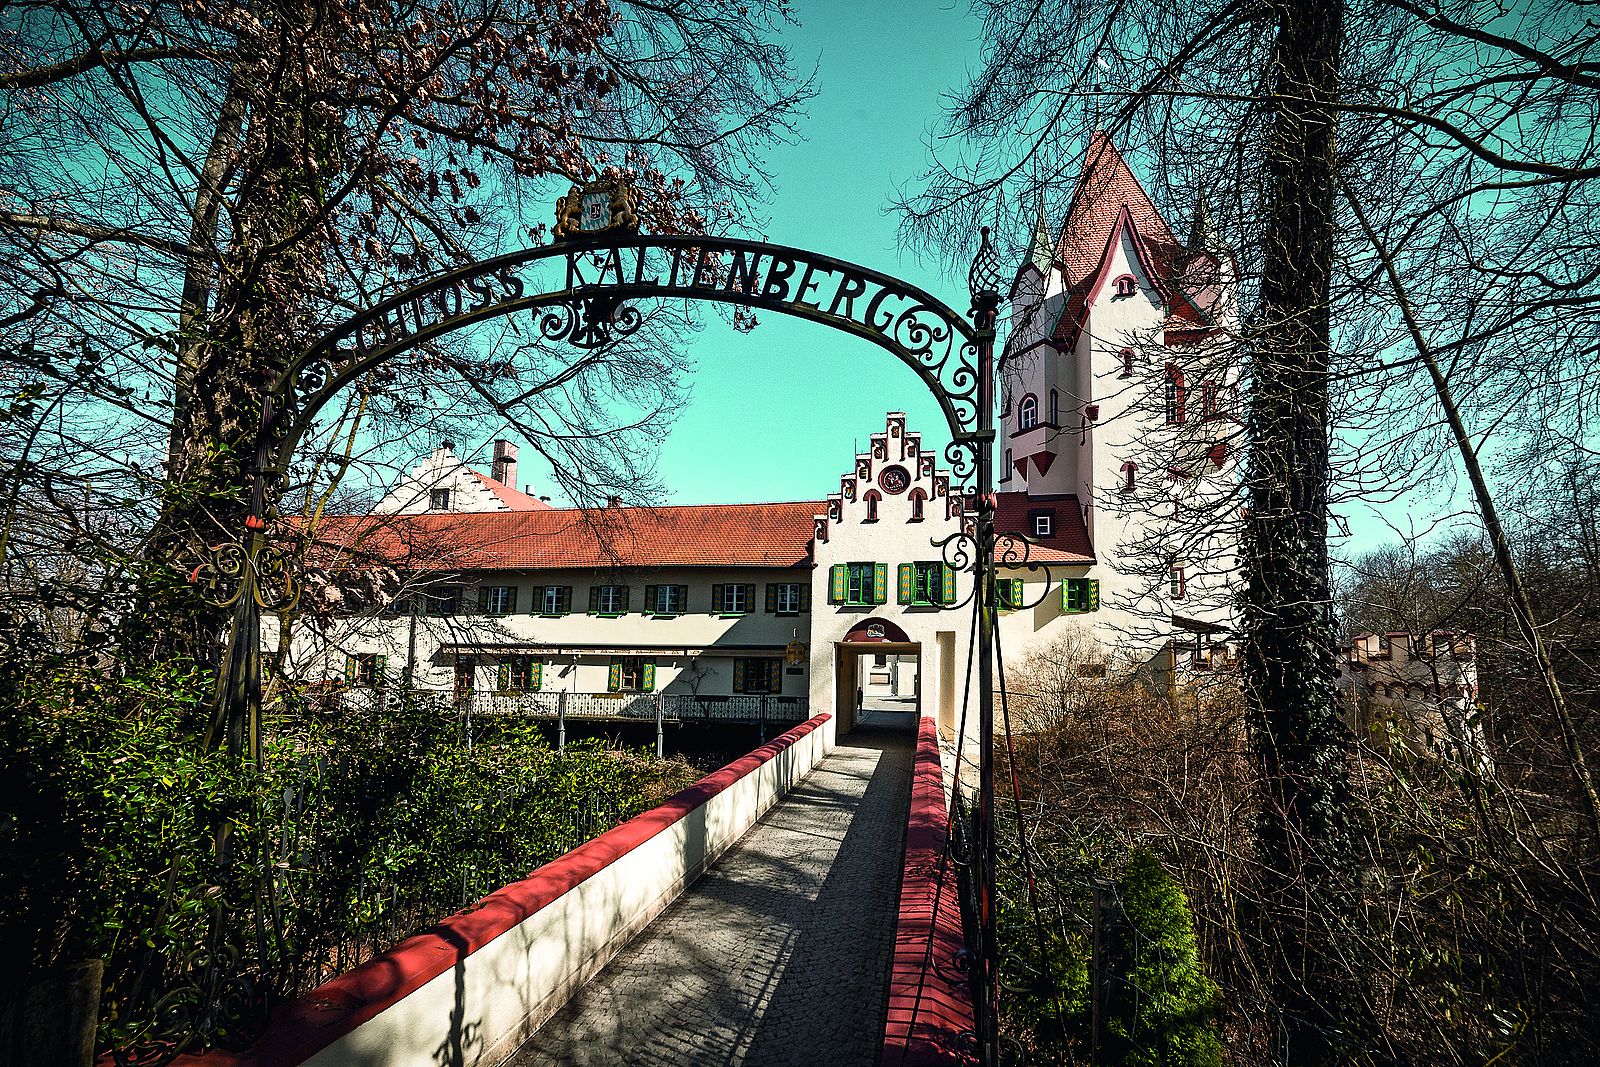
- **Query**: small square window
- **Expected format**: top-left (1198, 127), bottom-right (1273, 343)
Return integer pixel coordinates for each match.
top-left (429, 487), bottom-right (451, 510)
top-left (1032, 512), bottom-right (1053, 538)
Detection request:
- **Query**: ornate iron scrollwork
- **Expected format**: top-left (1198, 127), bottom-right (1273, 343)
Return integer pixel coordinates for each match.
top-left (538, 295), bottom-right (644, 349)
top-left (178, 535), bottom-right (300, 612)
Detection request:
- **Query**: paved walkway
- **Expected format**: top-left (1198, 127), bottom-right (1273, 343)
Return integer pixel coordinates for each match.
top-left (506, 727), bottom-right (914, 1067)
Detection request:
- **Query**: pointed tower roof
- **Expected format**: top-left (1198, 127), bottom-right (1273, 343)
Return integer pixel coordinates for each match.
top-left (1053, 131), bottom-right (1177, 287)
top-left (1028, 185), bottom-right (1054, 274)
top-left (1188, 190), bottom-right (1222, 252)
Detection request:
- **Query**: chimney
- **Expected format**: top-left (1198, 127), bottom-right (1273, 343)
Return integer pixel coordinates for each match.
top-left (491, 439), bottom-right (517, 486)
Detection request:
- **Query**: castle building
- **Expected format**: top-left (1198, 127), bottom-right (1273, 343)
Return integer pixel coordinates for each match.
top-left (277, 136), bottom-right (1242, 740)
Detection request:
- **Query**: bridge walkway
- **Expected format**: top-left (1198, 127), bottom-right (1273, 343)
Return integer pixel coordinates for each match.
top-left (505, 725), bottom-right (914, 1067)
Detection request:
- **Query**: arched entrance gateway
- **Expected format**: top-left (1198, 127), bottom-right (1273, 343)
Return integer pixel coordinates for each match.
top-left (835, 618), bottom-right (919, 734)
top-left (192, 178), bottom-right (1051, 1065)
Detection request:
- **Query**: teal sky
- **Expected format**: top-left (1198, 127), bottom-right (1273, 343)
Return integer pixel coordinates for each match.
top-left (615, 0), bottom-right (986, 507)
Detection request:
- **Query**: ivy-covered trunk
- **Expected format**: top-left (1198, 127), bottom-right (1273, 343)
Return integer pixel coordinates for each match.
top-left (128, 33), bottom-right (332, 701)
top-left (1242, 0), bottom-right (1371, 1061)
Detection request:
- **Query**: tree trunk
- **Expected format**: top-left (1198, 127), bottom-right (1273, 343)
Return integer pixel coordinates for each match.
top-left (1242, 0), bottom-right (1372, 1060)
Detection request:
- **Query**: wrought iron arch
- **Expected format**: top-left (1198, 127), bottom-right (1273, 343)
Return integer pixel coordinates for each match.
top-left (268, 234), bottom-right (988, 477)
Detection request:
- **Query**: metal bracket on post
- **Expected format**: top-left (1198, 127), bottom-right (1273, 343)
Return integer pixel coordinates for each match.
top-left (558, 690), bottom-right (568, 752)
top-left (655, 691), bottom-right (665, 758)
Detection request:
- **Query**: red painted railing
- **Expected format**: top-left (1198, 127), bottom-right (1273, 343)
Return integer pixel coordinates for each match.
top-left (882, 716), bottom-right (977, 1066)
top-left (150, 714), bottom-right (833, 1067)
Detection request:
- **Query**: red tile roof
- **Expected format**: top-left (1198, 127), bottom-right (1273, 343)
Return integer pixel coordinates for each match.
top-left (994, 492), bottom-right (1095, 564)
top-left (1041, 132), bottom-right (1224, 350)
top-left (471, 472), bottom-right (554, 511)
top-left (310, 501), bottom-right (824, 571)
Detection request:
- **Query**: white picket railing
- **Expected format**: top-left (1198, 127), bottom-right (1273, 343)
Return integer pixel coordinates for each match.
top-left (337, 688), bottom-right (808, 725)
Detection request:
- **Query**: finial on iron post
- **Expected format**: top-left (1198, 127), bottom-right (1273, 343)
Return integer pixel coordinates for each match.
top-left (967, 225), bottom-right (1003, 329)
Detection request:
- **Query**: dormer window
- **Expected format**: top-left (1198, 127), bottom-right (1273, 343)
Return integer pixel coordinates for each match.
top-left (1119, 348), bottom-right (1135, 379)
top-left (1032, 511), bottom-right (1053, 538)
top-left (1018, 395), bottom-right (1038, 431)
top-left (1114, 274), bottom-right (1138, 297)
top-left (429, 487), bottom-right (451, 511)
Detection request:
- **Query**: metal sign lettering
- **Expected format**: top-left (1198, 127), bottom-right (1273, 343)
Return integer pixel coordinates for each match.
top-left (283, 235), bottom-right (985, 477)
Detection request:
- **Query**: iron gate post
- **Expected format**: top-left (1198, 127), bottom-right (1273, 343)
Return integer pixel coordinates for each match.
top-left (968, 227), bottom-right (1004, 1067)
top-left (558, 689), bottom-right (568, 751)
top-left (655, 691), bottom-right (665, 758)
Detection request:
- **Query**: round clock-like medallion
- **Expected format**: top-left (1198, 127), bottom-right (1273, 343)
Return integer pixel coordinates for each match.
top-left (879, 464), bottom-right (911, 495)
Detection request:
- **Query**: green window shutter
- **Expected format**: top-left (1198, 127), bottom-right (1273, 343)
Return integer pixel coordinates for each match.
top-left (733, 658), bottom-right (747, 693)
top-left (644, 585), bottom-right (658, 615)
top-left (641, 662), bottom-right (656, 691)
top-left (497, 663), bottom-right (511, 691)
top-left (766, 584), bottom-right (778, 612)
top-left (506, 587), bottom-right (517, 613)
top-left (530, 662), bottom-right (543, 691)
top-left (1062, 579), bottom-right (1076, 613)
top-left (619, 586), bottom-right (630, 613)
top-left (589, 586), bottom-right (601, 613)
top-left (608, 660), bottom-right (622, 691)
top-left (829, 565), bottom-right (847, 604)
top-left (799, 584), bottom-right (811, 611)
top-left (741, 584), bottom-right (756, 611)
top-left (712, 584), bottom-right (725, 613)
top-left (677, 585), bottom-right (689, 612)
top-left (478, 586), bottom-right (491, 612)
top-left (373, 655), bottom-right (388, 686)
top-left (897, 563), bottom-right (914, 604)
top-left (1087, 578), bottom-right (1101, 611)
top-left (873, 563), bottom-right (888, 604)
top-left (768, 660), bottom-right (783, 692)
top-left (941, 564), bottom-right (957, 605)
top-left (559, 586), bottom-right (572, 614)
top-left (1011, 578), bottom-right (1024, 609)
top-left (344, 654), bottom-right (356, 683)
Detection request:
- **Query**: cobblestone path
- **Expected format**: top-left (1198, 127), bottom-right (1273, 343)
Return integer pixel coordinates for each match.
top-left (505, 728), bottom-right (914, 1067)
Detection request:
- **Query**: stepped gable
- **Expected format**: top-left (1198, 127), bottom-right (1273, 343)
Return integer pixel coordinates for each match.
top-left (308, 500), bottom-right (823, 572)
top-left (471, 471), bottom-right (554, 510)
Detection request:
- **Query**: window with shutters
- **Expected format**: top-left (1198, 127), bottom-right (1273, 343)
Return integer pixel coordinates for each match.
top-left (424, 586), bottom-right (461, 616)
top-left (500, 656), bottom-right (540, 691)
top-left (614, 656), bottom-right (648, 691)
top-left (713, 583), bottom-right (754, 615)
top-left (539, 585), bottom-right (571, 616)
top-left (1170, 565), bottom-right (1187, 600)
top-left (593, 584), bottom-right (627, 615)
top-left (649, 584), bottom-right (687, 615)
top-left (347, 652), bottom-right (386, 687)
top-left (770, 582), bottom-right (805, 614)
top-left (997, 578), bottom-right (1025, 611)
top-left (733, 657), bottom-right (783, 694)
top-left (480, 584), bottom-right (516, 615)
top-left (911, 562), bottom-right (945, 606)
top-left (429, 487), bottom-right (451, 510)
top-left (1062, 577), bottom-right (1100, 613)
top-left (846, 562), bottom-right (877, 606)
